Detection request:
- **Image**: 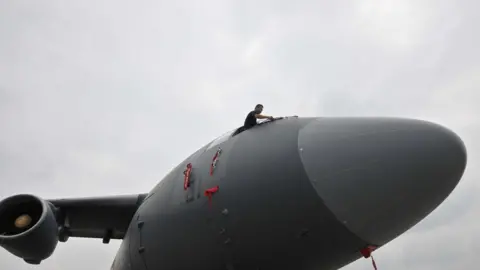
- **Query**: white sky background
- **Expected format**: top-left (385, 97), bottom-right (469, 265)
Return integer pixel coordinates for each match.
top-left (0, 0), bottom-right (479, 269)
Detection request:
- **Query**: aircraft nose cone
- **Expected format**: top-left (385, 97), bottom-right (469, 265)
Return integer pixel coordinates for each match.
top-left (298, 118), bottom-right (467, 245)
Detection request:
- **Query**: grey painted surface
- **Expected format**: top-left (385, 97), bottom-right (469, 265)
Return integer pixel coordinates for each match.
top-left (298, 117), bottom-right (467, 245)
top-left (116, 117), bottom-right (370, 270)
top-left (112, 117), bottom-right (465, 270)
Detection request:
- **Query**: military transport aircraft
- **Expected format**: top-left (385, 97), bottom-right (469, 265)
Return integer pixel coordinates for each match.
top-left (0, 116), bottom-right (467, 270)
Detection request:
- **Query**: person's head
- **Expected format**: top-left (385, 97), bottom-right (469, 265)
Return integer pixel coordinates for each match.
top-left (254, 104), bottom-right (263, 113)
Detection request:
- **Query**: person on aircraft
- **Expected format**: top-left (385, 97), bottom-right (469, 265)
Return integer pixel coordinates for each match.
top-left (243, 104), bottom-right (274, 130)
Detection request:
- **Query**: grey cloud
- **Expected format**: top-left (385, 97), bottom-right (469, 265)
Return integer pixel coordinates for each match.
top-left (1, 0), bottom-right (479, 269)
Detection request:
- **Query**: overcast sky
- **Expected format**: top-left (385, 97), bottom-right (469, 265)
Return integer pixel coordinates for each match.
top-left (0, 0), bottom-right (479, 269)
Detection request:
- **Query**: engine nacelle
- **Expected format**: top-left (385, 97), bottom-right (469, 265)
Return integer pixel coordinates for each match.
top-left (0, 194), bottom-right (59, 264)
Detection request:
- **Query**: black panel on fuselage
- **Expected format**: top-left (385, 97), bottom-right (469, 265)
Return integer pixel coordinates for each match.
top-left (113, 117), bottom-right (368, 270)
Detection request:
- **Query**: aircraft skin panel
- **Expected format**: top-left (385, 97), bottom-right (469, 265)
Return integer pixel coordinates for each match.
top-left (116, 117), bottom-right (369, 270)
top-left (126, 211), bottom-right (147, 270)
top-left (298, 117), bottom-right (467, 245)
top-left (110, 229), bottom-right (133, 270)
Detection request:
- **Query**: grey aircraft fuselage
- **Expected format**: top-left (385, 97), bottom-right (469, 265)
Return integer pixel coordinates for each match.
top-left (0, 117), bottom-right (468, 270)
top-left (111, 116), bottom-right (467, 270)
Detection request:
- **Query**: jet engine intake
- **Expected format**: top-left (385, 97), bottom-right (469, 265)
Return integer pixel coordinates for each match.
top-left (0, 194), bottom-right (59, 264)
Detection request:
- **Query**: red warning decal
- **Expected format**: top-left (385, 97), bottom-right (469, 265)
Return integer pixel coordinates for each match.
top-left (183, 163), bottom-right (192, 190)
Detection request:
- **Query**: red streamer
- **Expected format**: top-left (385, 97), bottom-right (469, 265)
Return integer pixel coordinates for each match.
top-left (204, 186), bottom-right (219, 206)
top-left (183, 163), bottom-right (192, 190)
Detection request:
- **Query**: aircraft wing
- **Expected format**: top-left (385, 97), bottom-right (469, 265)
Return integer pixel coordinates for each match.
top-left (48, 193), bottom-right (148, 242)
